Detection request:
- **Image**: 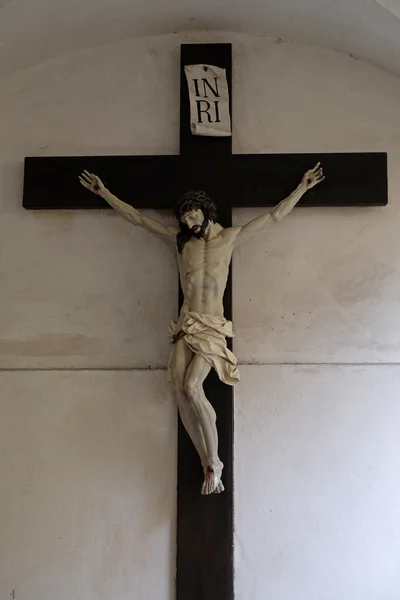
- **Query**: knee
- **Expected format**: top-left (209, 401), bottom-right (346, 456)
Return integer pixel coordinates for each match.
top-left (184, 377), bottom-right (199, 400)
top-left (171, 377), bottom-right (184, 400)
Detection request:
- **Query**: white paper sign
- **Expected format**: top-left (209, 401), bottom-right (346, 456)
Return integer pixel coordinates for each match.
top-left (184, 64), bottom-right (231, 137)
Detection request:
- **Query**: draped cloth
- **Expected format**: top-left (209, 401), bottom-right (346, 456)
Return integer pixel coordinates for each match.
top-left (168, 310), bottom-right (240, 386)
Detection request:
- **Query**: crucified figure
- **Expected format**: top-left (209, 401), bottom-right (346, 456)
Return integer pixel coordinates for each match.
top-left (79, 163), bottom-right (324, 495)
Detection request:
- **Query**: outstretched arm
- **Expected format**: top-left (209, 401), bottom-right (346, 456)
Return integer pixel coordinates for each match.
top-left (79, 171), bottom-right (178, 245)
top-left (231, 163), bottom-right (324, 245)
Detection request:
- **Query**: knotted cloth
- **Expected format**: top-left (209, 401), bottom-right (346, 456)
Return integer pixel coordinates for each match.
top-left (168, 310), bottom-right (240, 386)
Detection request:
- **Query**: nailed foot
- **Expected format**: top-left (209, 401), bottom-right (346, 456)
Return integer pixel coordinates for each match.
top-left (201, 463), bottom-right (224, 495)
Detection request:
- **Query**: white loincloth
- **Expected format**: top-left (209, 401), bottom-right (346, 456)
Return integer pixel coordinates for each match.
top-left (168, 310), bottom-right (240, 386)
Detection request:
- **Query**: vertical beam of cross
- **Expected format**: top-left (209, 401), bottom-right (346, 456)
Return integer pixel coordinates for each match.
top-left (176, 43), bottom-right (234, 600)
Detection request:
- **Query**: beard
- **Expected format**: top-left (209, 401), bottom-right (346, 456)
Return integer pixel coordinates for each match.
top-left (176, 216), bottom-right (211, 254)
top-left (190, 217), bottom-right (209, 240)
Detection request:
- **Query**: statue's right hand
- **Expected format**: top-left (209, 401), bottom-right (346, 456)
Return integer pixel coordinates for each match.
top-left (78, 170), bottom-right (105, 195)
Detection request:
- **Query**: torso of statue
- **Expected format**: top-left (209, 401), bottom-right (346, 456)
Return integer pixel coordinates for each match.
top-left (176, 223), bottom-right (234, 319)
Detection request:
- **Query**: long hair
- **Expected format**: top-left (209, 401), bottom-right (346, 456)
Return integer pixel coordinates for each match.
top-left (173, 191), bottom-right (218, 254)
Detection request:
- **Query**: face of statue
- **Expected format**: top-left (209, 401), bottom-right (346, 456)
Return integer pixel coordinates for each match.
top-left (180, 208), bottom-right (205, 233)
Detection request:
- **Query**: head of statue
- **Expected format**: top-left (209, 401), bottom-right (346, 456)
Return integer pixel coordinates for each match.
top-left (173, 190), bottom-right (218, 254)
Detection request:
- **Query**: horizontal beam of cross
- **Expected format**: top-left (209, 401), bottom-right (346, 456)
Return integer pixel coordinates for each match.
top-left (23, 151), bottom-right (387, 211)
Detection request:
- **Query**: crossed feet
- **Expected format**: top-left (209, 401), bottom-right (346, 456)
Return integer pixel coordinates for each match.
top-left (201, 462), bottom-right (224, 495)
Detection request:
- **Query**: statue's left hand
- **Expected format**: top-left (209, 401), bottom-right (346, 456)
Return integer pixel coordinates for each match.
top-left (79, 171), bottom-right (105, 195)
top-left (302, 163), bottom-right (325, 189)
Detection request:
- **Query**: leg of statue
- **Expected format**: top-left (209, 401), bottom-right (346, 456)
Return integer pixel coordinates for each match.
top-left (169, 339), bottom-right (209, 474)
top-left (184, 355), bottom-right (224, 495)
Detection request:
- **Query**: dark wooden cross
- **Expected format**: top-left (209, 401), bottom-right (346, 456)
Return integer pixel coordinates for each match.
top-left (22, 43), bottom-right (387, 600)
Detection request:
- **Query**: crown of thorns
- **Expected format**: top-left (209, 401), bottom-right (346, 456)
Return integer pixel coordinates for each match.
top-left (173, 190), bottom-right (218, 223)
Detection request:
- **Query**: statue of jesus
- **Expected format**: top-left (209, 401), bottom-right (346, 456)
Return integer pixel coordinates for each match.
top-left (79, 163), bottom-right (324, 495)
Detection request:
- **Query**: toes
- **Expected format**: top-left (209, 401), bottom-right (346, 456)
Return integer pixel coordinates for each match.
top-left (201, 466), bottom-right (225, 495)
top-left (215, 481), bottom-right (225, 493)
top-left (201, 478), bottom-right (211, 495)
top-left (213, 481), bottom-right (225, 494)
top-left (201, 473), bottom-right (218, 495)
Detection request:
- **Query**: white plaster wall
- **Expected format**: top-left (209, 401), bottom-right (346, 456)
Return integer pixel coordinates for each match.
top-left (235, 366), bottom-right (400, 600)
top-left (1, 32), bottom-right (400, 599)
top-left (0, 371), bottom-right (176, 600)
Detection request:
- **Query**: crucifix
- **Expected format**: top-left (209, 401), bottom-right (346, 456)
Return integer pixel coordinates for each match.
top-left (23, 44), bottom-right (387, 600)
